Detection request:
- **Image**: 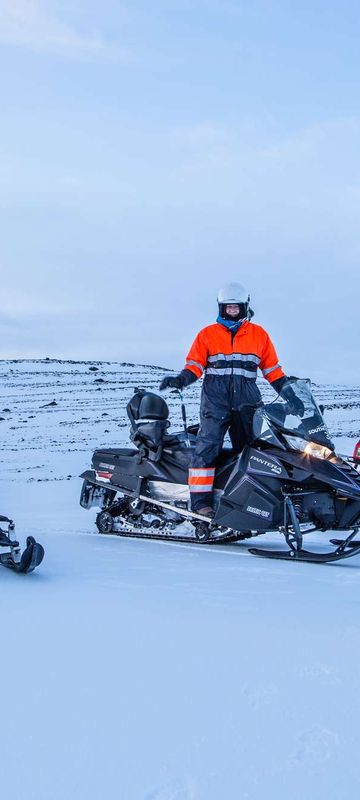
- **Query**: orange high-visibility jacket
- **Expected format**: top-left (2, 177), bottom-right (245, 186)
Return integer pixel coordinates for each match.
top-left (184, 321), bottom-right (285, 385)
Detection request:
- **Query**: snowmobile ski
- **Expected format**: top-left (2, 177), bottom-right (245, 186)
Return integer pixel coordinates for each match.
top-left (330, 538), bottom-right (360, 548)
top-left (250, 529), bottom-right (360, 564)
top-left (248, 545), bottom-right (360, 563)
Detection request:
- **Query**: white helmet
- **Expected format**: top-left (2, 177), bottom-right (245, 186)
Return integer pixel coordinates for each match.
top-left (217, 283), bottom-right (250, 305)
top-left (217, 282), bottom-right (251, 321)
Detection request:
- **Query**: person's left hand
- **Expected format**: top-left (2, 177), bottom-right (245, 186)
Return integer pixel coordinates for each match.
top-left (286, 388), bottom-right (305, 417)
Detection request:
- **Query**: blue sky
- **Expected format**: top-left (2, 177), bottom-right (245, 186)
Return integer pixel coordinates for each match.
top-left (0, 0), bottom-right (359, 382)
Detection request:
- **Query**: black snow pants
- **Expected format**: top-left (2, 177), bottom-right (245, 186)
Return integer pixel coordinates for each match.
top-left (188, 375), bottom-right (261, 511)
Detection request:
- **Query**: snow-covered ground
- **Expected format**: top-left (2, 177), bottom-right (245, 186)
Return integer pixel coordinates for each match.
top-left (1, 360), bottom-right (360, 800)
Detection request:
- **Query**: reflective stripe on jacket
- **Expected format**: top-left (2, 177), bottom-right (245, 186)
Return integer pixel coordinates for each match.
top-left (184, 321), bottom-right (284, 385)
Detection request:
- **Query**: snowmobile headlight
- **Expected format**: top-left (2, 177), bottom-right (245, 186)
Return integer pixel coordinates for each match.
top-left (304, 442), bottom-right (334, 459)
top-left (284, 435), bottom-right (333, 460)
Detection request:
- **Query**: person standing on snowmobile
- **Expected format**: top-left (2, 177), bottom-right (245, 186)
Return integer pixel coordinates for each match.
top-left (160, 283), bottom-right (302, 517)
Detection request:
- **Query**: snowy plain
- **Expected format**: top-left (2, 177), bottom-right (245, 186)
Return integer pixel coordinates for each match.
top-left (1, 359), bottom-right (360, 800)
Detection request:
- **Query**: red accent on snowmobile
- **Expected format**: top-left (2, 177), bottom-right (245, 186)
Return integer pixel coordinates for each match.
top-left (353, 440), bottom-right (360, 464)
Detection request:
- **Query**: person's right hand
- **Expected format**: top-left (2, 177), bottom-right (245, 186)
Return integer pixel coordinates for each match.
top-left (159, 375), bottom-right (184, 391)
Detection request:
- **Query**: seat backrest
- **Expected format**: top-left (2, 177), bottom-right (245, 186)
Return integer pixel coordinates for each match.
top-left (127, 389), bottom-right (169, 426)
top-left (127, 389), bottom-right (170, 461)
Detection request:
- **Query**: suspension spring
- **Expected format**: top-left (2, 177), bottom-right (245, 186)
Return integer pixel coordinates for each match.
top-left (293, 499), bottom-right (303, 520)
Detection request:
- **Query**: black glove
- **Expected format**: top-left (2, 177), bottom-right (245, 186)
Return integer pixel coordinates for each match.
top-left (285, 388), bottom-right (305, 417)
top-left (272, 376), bottom-right (304, 417)
top-left (272, 376), bottom-right (288, 394)
top-left (159, 369), bottom-right (198, 392)
top-left (159, 375), bottom-right (184, 391)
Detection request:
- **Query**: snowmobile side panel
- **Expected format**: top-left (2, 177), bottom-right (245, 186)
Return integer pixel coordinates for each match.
top-left (335, 499), bottom-right (360, 528)
top-left (247, 451), bottom-right (289, 480)
top-left (92, 448), bottom-right (188, 486)
top-left (214, 447), bottom-right (284, 532)
top-left (147, 480), bottom-right (189, 503)
top-left (214, 481), bottom-right (281, 532)
top-left (264, 447), bottom-right (360, 497)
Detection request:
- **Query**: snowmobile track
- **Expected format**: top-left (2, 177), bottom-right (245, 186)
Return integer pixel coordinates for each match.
top-left (104, 527), bottom-right (241, 545)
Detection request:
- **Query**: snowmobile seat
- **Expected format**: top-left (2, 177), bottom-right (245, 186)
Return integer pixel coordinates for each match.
top-left (163, 430), bottom-right (197, 448)
top-left (126, 389), bottom-right (242, 466)
top-left (161, 440), bottom-right (238, 474)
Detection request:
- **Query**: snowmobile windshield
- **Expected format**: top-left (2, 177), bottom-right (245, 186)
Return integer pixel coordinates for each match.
top-left (253, 379), bottom-right (334, 449)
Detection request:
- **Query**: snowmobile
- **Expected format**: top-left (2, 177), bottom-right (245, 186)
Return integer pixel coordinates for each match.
top-left (0, 515), bottom-right (44, 574)
top-left (79, 379), bottom-right (360, 564)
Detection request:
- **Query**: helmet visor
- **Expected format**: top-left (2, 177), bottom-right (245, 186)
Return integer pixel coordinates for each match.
top-left (220, 302), bottom-right (248, 321)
